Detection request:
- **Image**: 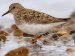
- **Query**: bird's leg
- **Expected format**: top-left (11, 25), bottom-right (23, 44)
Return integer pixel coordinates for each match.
top-left (30, 35), bottom-right (42, 51)
top-left (32, 35), bottom-right (42, 40)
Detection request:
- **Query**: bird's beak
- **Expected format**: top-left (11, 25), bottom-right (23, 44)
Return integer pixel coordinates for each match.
top-left (2, 7), bottom-right (14, 16)
top-left (2, 10), bottom-right (10, 16)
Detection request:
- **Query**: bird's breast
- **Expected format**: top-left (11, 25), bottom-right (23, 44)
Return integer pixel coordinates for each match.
top-left (17, 22), bottom-right (64, 35)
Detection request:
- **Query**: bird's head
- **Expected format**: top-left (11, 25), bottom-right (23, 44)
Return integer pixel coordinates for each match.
top-left (2, 3), bottom-right (24, 16)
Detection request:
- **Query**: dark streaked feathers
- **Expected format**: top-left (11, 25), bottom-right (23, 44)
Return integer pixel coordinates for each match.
top-left (15, 8), bottom-right (69, 24)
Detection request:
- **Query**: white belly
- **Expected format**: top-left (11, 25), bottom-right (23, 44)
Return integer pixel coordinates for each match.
top-left (18, 22), bottom-right (64, 35)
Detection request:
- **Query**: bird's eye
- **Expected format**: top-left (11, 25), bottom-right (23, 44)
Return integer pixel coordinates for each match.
top-left (13, 7), bottom-right (15, 9)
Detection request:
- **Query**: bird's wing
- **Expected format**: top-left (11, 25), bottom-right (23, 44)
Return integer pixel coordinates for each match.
top-left (21, 9), bottom-right (69, 24)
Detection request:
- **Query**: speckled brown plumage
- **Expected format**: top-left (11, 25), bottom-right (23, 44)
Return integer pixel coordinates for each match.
top-left (14, 8), bottom-right (68, 25)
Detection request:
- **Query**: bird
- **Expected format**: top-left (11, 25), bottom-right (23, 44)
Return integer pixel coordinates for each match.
top-left (2, 3), bottom-right (70, 35)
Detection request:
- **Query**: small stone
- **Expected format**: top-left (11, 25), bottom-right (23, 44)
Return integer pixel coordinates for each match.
top-left (66, 47), bottom-right (74, 54)
top-left (52, 34), bottom-right (59, 40)
top-left (0, 30), bottom-right (8, 43)
top-left (5, 46), bottom-right (29, 56)
top-left (11, 24), bottom-right (23, 36)
top-left (0, 35), bottom-right (7, 42)
top-left (43, 40), bottom-right (49, 45)
top-left (11, 24), bottom-right (19, 30)
top-left (70, 30), bottom-right (75, 34)
top-left (57, 30), bottom-right (68, 36)
top-left (0, 30), bottom-right (8, 36)
top-left (13, 30), bottom-right (23, 36)
top-left (72, 34), bottom-right (75, 43)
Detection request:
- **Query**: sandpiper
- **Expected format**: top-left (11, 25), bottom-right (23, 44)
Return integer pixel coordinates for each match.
top-left (2, 3), bottom-right (69, 35)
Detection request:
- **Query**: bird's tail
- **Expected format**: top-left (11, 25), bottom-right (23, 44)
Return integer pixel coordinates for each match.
top-left (61, 18), bottom-right (70, 21)
top-left (60, 11), bottom-right (75, 21)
